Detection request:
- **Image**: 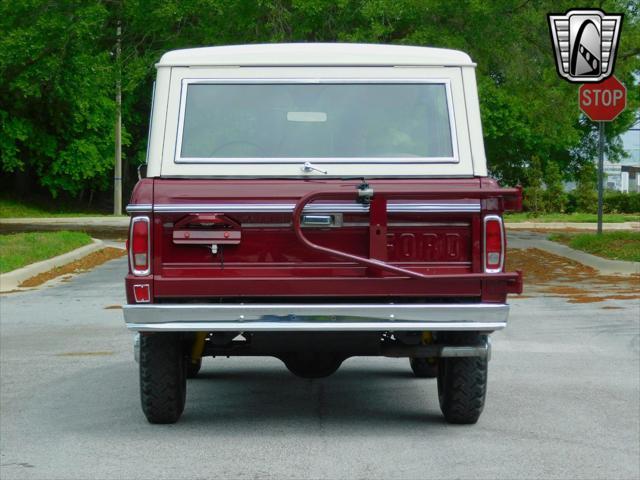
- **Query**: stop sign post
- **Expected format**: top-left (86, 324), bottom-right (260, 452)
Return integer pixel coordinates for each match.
top-left (579, 76), bottom-right (627, 234)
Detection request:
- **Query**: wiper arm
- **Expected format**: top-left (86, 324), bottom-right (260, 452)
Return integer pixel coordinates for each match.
top-left (301, 161), bottom-right (327, 175)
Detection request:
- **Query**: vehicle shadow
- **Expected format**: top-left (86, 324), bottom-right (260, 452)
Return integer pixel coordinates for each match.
top-left (181, 358), bottom-right (444, 429)
top-left (31, 357), bottom-right (445, 435)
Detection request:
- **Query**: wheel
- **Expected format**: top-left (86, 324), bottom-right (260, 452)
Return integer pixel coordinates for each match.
top-left (139, 333), bottom-right (186, 424)
top-left (186, 358), bottom-right (202, 379)
top-left (409, 357), bottom-right (438, 378)
top-left (283, 353), bottom-right (343, 379)
top-left (437, 333), bottom-right (488, 424)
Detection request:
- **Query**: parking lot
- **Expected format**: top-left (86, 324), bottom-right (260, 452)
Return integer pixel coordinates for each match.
top-left (1, 254), bottom-right (639, 480)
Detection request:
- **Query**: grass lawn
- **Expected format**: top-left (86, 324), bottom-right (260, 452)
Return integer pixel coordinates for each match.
top-left (549, 232), bottom-right (640, 262)
top-left (505, 212), bottom-right (639, 223)
top-left (0, 198), bottom-right (119, 218)
top-left (0, 231), bottom-right (93, 273)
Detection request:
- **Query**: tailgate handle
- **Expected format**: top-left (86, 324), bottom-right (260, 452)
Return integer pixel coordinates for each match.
top-left (301, 214), bottom-right (334, 227)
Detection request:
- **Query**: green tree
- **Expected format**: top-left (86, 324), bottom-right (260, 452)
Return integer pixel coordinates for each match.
top-left (1, 0), bottom-right (639, 203)
top-left (523, 156), bottom-right (545, 214)
top-left (543, 161), bottom-right (567, 213)
top-left (574, 163), bottom-right (598, 213)
top-left (0, 1), bottom-right (118, 197)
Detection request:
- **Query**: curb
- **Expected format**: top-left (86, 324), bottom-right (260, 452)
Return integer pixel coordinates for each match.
top-left (0, 239), bottom-right (106, 293)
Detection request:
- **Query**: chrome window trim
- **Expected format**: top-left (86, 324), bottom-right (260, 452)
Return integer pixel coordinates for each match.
top-left (174, 78), bottom-right (459, 165)
top-left (147, 202), bottom-right (481, 214)
top-left (126, 204), bottom-right (153, 213)
top-left (123, 303), bottom-right (509, 332)
top-left (129, 216), bottom-right (151, 276)
top-left (483, 214), bottom-right (505, 273)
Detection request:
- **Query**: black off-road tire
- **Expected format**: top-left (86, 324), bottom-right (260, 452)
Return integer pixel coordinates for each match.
top-left (437, 333), bottom-right (488, 424)
top-left (283, 353), bottom-right (343, 379)
top-left (139, 333), bottom-right (186, 424)
top-left (186, 358), bottom-right (202, 379)
top-left (409, 357), bottom-right (438, 378)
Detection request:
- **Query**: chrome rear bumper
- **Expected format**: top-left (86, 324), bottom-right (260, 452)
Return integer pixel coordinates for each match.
top-left (123, 303), bottom-right (509, 332)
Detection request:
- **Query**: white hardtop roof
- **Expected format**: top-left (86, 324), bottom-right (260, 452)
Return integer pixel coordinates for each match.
top-left (157, 43), bottom-right (475, 68)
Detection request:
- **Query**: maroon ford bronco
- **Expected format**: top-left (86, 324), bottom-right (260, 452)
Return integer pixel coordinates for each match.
top-left (124, 44), bottom-right (522, 424)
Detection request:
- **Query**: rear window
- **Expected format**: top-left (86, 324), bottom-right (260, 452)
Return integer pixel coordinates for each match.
top-left (176, 81), bottom-right (457, 163)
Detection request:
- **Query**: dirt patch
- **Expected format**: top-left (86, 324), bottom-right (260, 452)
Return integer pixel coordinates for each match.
top-left (543, 285), bottom-right (595, 296)
top-left (567, 294), bottom-right (640, 304)
top-left (104, 304), bottom-right (122, 310)
top-left (598, 294), bottom-right (640, 301)
top-left (595, 287), bottom-right (639, 294)
top-left (507, 248), bottom-right (639, 303)
top-left (19, 247), bottom-right (125, 288)
top-left (507, 248), bottom-right (598, 284)
top-left (602, 306), bottom-right (624, 310)
top-left (567, 296), bottom-right (606, 304)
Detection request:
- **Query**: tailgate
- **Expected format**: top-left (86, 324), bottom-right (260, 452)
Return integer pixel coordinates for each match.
top-left (146, 178), bottom-right (520, 300)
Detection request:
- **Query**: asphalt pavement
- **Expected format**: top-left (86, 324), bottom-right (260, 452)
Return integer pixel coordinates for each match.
top-left (1, 256), bottom-right (639, 480)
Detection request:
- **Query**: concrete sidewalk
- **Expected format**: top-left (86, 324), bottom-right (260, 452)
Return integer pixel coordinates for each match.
top-left (0, 216), bottom-right (130, 237)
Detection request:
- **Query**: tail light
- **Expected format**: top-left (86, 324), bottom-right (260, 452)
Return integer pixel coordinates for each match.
top-left (129, 216), bottom-right (150, 275)
top-left (133, 284), bottom-right (150, 303)
top-left (483, 215), bottom-right (504, 273)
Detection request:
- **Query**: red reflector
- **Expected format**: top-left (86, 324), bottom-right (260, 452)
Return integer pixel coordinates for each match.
top-left (133, 284), bottom-right (150, 303)
top-left (130, 217), bottom-right (150, 275)
top-left (484, 216), bottom-right (503, 272)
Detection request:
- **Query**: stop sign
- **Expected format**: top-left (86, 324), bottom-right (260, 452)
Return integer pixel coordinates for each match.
top-left (579, 76), bottom-right (627, 122)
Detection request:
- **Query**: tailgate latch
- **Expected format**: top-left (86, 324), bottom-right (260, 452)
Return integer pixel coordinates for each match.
top-left (357, 181), bottom-right (374, 204)
top-left (172, 213), bottom-right (242, 247)
top-left (172, 213), bottom-right (241, 270)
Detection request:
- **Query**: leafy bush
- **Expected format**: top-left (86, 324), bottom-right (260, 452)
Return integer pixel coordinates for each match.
top-left (566, 188), bottom-right (640, 215)
top-left (603, 191), bottom-right (640, 214)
